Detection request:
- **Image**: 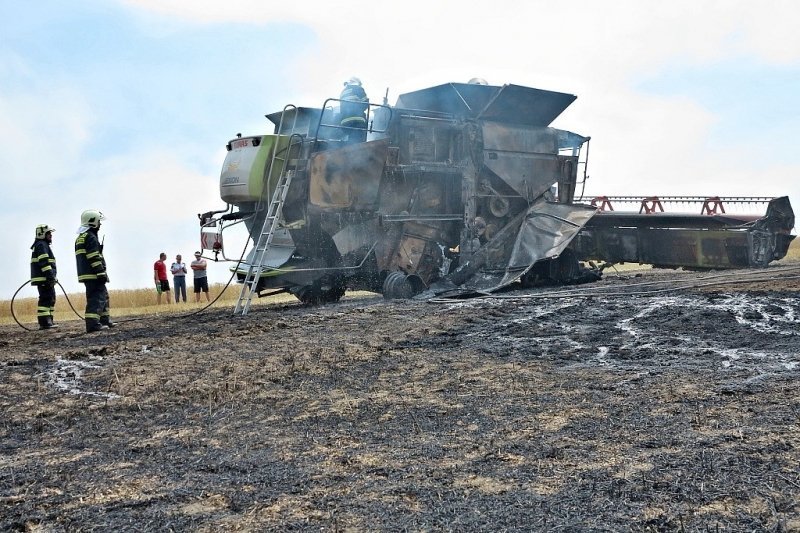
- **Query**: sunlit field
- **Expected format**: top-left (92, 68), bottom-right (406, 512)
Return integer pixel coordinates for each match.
top-left (782, 236), bottom-right (800, 261)
top-left (3, 238), bottom-right (797, 326)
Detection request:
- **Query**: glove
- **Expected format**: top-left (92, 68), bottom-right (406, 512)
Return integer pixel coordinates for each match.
top-left (98, 272), bottom-right (109, 284)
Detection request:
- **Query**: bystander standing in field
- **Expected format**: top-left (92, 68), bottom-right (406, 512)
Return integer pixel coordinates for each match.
top-left (30, 224), bottom-right (58, 330)
top-left (154, 252), bottom-right (171, 305)
top-left (191, 251), bottom-right (210, 303)
top-left (171, 254), bottom-right (188, 303)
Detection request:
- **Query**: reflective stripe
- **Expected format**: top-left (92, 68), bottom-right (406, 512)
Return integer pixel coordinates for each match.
top-left (31, 276), bottom-right (46, 282)
top-left (41, 266), bottom-right (52, 272)
top-left (341, 116), bottom-right (367, 126)
top-left (85, 313), bottom-right (100, 319)
top-left (76, 231), bottom-right (105, 281)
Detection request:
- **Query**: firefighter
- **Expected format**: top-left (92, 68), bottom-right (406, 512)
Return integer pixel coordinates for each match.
top-left (30, 224), bottom-right (58, 330)
top-left (75, 209), bottom-right (114, 333)
top-left (339, 76), bottom-right (369, 144)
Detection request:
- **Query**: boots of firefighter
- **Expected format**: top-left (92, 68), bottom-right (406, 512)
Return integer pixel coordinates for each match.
top-left (86, 318), bottom-right (109, 333)
top-left (47, 316), bottom-right (59, 329)
top-left (38, 316), bottom-right (53, 330)
top-left (100, 317), bottom-right (115, 328)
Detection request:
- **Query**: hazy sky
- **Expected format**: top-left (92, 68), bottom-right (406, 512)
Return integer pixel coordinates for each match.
top-left (3, 0), bottom-right (799, 298)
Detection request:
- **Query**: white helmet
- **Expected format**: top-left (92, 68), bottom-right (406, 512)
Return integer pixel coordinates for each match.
top-left (468, 77), bottom-right (488, 85)
top-left (81, 209), bottom-right (106, 228)
top-left (344, 76), bottom-right (362, 87)
top-left (35, 224), bottom-right (55, 239)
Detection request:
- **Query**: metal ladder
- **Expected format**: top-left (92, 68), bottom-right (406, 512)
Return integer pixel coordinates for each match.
top-left (234, 108), bottom-right (303, 315)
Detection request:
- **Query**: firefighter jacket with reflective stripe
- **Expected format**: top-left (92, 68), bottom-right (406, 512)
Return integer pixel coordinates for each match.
top-left (30, 239), bottom-right (56, 286)
top-left (75, 229), bottom-right (107, 283)
top-left (339, 83), bottom-right (368, 127)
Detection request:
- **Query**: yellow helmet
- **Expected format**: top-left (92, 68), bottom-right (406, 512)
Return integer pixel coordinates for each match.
top-left (80, 209), bottom-right (106, 228)
top-left (35, 224), bottom-right (55, 239)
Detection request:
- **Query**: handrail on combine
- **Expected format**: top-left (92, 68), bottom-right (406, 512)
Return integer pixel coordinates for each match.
top-left (311, 98), bottom-right (393, 152)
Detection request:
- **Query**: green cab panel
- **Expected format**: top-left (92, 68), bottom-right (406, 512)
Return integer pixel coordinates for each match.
top-left (220, 134), bottom-right (290, 204)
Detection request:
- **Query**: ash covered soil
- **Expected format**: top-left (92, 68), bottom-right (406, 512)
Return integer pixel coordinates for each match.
top-left (2, 267), bottom-right (800, 532)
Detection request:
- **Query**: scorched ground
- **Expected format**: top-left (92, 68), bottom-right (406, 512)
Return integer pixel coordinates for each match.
top-left (2, 266), bottom-right (800, 531)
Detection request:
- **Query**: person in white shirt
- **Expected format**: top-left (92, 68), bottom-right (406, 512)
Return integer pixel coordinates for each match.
top-left (191, 251), bottom-right (210, 303)
top-left (170, 254), bottom-right (188, 303)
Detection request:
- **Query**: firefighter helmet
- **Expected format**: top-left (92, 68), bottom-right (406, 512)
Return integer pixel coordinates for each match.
top-left (344, 76), bottom-right (362, 87)
top-left (468, 77), bottom-right (488, 85)
top-left (80, 209), bottom-right (106, 228)
top-left (35, 224), bottom-right (55, 239)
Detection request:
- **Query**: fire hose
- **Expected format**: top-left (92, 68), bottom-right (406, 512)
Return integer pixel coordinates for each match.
top-left (9, 280), bottom-right (85, 332)
top-left (8, 227), bottom-right (254, 332)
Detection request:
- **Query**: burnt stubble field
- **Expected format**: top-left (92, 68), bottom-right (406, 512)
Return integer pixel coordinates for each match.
top-left (2, 267), bottom-right (800, 532)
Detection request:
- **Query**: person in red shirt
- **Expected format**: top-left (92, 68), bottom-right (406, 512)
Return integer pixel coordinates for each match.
top-left (153, 252), bottom-right (172, 305)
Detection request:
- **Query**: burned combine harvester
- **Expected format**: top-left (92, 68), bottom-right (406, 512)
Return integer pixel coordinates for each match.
top-left (198, 81), bottom-right (795, 313)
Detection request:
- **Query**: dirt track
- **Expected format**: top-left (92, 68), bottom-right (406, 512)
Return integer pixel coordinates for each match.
top-left (2, 266), bottom-right (800, 532)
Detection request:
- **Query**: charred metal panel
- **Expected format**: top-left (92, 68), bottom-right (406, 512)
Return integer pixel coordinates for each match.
top-left (572, 196), bottom-right (796, 269)
top-left (511, 201), bottom-right (597, 260)
top-left (481, 148), bottom-right (566, 201)
top-left (478, 84), bottom-right (577, 127)
top-left (649, 228), bottom-right (750, 268)
top-left (440, 200), bottom-right (597, 294)
top-left (751, 196), bottom-right (795, 240)
top-left (482, 123), bottom-right (559, 154)
top-left (395, 83), bottom-right (500, 118)
top-left (395, 115), bottom-right (460, 164)
top-left (584, 211), bottom-right (762, 229)
top-left (395, 83), bottom-right (576, 127)
top-left (332, 219), bottom-right (380, 260)
top-left (480, 123), bottom-right (574, 201)
top-left (308, 139), bottom-right (389, 211)
top-left (558, 130), bottom-right (590, 152)
top-left (557, 158), bottom-right (579, 204)
top-left (572, 226), bottom-right (787, 269)
top-left (390, 222), bottom-right (443, 282)
top-left (571, 224), bottom-right (757, 268)
top-left (744, 196), bottom-right (795, 264)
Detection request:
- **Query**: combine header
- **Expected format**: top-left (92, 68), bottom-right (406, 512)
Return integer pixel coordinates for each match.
top-left (574, 195), bottom-right (795, 270)
top-left (198, 81), bottom-right (795, 313)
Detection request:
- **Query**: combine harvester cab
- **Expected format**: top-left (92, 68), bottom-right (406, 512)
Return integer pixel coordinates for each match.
top-left (198, 82), bottom-right (795, 311)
